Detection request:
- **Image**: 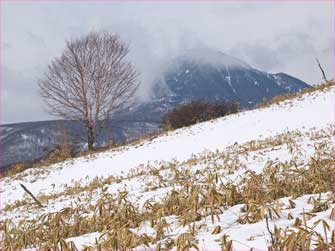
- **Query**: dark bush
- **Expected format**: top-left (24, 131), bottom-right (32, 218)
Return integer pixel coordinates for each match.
top-left (161, 101), bottom-right (239, 130)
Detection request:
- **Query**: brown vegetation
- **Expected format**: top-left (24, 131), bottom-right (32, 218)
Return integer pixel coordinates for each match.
top-left (161, 101), bottom-right (240, 130)
top-left (1, 127), bottom-right (333, 250)
top-left (257, 80), bottom-right (334, 109)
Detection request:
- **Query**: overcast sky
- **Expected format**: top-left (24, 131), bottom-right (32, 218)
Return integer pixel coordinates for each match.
top-left (2, 1), bottom-right (334, 124)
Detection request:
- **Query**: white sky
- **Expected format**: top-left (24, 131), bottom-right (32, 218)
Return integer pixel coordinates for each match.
top-left (2, 1), bottom-right (334, 123)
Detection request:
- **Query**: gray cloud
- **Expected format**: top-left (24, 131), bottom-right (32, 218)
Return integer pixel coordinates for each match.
top-left (2, 1), bottom-right (334, 124)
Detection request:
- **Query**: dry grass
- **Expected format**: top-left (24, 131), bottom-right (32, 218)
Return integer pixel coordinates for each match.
top-left (1, 125), bottom-right (334, 250)
top-left (4, 81), bottom-right (333, 180)
top-left (1, 82), bottom-right (334, 250)
top-left (257, 80), bottom-right (334, 109)
top-left (2, 139), bottom-right (73, 178)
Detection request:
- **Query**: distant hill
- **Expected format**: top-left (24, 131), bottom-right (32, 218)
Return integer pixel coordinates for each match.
top-left (0, 120), bottom-right (157, 169)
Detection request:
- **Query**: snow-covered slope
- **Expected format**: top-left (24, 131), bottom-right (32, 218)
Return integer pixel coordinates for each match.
top-left (1, 85), bottom-right (334, 250)
top-left (3, 86), bottom-right (332, 204)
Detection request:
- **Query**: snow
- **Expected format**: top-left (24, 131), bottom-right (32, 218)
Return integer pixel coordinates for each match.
top-left (2, 87), bottom-right (333, 205)
top-left (1, 86), bottom-right (334, 250)
top-left (60, 192), bottom-right (333, 250)
top-left (225, 66), bottom-right (237, 94)
top-left (66, 232), bottom-right (101, 248)
top-left (21, 133), bottom-right (28, 140)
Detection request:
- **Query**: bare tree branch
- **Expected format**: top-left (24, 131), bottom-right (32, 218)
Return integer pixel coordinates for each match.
top-left (316, 58), bottom-right (328, 83)
top-left (39, 31), bottom-right (139, 150)
top-left (20, 183), bottom-right (45, 208)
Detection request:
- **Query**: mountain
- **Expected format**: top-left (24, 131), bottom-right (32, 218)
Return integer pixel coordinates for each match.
top-left (149, 48), bottom-right (310, 108)
top-left (1, 48), bottom-right (310, 170)
top-left (2, 83), bottom-right (333, 250)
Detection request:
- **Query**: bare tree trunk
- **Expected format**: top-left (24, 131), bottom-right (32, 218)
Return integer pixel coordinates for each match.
top-left (87, 126), bottom-right (95, 151)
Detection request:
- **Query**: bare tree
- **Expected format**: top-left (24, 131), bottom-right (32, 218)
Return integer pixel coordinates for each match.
top-left (39, 32), bottom-right (139, 150)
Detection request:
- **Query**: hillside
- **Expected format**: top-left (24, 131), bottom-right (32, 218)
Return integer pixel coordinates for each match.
top-left (0, 49), bottom-right (310, 170)
top-left (1, 83), bottom-right (333, 250)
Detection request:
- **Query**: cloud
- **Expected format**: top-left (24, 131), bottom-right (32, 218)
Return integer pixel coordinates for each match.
top-left (230, 32), bottom-right (334, 84)
top-left (2, 1), bottom-right (334, 123)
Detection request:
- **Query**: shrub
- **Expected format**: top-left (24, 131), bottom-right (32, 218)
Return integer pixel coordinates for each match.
top-left (160, 101), bottom-right (239, 130)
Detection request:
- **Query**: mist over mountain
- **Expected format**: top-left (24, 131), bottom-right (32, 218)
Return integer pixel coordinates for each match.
top-left (1, 49), bottom-right (310, 170)
top-left (136, 48), bottom-right (310, 119)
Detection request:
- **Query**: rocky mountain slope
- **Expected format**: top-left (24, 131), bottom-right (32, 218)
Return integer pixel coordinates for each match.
top-left (142, 48), bottom-right (309, 115)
